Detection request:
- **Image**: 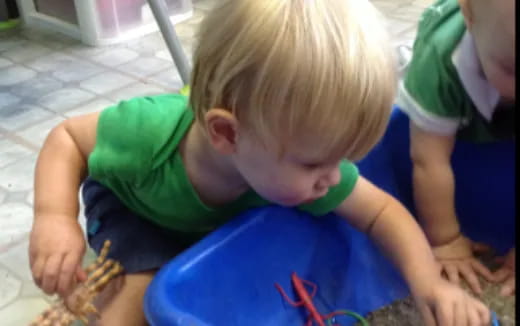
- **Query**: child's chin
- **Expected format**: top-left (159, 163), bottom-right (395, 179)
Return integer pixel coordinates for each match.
top-left (272, 197), bottom-right (304, 207)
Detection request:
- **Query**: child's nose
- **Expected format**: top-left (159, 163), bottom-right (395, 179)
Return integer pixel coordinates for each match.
top-left (316, 167), bottom-right (341, 189)
top-left (327, 167), bottom-right (341, 187)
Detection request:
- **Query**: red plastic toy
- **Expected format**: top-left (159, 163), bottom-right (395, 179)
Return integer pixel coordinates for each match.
top-left (275, 272), bottom-right (368, 326)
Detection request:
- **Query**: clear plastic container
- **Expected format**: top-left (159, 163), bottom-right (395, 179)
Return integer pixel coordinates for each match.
top-left (34, 0), bottom-right (78, 25)
top-left (17, 0), bottom-right (193, 45)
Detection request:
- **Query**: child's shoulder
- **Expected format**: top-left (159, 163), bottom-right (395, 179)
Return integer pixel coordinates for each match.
top-left (403, 0), bottom-right (472, 97)
top-left (89, 93), bottom-right (194, 181)
top-left (99, 93), bottom-right (192, 132)
top-left (107, 93), bottom-right (189, 115)
top-left (414, 0), bottom-right (466, 63)
top-left (397, 0), bottom-right (472, 133)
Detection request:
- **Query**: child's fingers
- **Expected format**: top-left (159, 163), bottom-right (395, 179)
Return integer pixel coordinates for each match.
top-left (466, 303), bottom-right (482, 326)
top-left (435, 301), bottom-right (454, 326)
top-left (459, 264), bottom-right (482, 295)
top-left (493, 255), bottom-right (506, 265)
top-left (76, 265), bottom-right (87, 282)
top-left (493, 267), bottom-right (511, 283)
top-left (466, 304), bottom-right (485, 326)
top-left (56, 253), bottom-right (82, 297)
top-left (474, 299), bottom-right (490, 325)
top-left (418, 303), bottom-right (436, 326)
top-left (454, 301), bottom-right (467, 326)
top-left (470, 260), bottom-right (495, 283)
top-left (469, 298), bottom-right (490, 326)
top-left (41, 254), bottom-right (64, 295)
top-left (499, 277), bottom-right (515, 296)
top-left (444, 264), bottom-right (460, 285)
top-left (31, 256), bottom-right (46, 287)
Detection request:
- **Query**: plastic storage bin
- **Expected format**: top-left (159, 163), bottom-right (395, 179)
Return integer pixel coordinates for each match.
top-left (145, 206), bottom-right (409, 326)
top-left (16, 0), bottom-right (192, 45)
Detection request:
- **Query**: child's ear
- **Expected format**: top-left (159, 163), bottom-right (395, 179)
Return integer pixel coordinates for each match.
top-left (204, 108), bottom-right (239, 154)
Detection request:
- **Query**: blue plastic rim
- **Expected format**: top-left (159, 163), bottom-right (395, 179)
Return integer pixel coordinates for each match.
top-left (144, 107), bottom-right (514, 325)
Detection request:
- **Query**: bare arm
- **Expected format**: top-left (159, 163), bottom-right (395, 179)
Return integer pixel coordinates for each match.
top-left (409, 122), bottom-right (495, 295)
top-left (30, 112), bottom-right (100, 297)
top-left (409, 123), bottom-right (458, 246)
top-left (335, 177), bottom-right (439, 292)
top-left (334, 177), bottom-right (490, 325)
top-left (34, 113), bottom-right (100, 218)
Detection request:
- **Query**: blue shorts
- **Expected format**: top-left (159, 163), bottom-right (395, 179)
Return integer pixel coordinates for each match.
top-left (82, 178), bottom-right (191, 273)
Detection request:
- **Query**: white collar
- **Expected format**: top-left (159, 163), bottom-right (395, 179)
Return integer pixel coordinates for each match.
top-left (451, 31), bottom-right (500, 121)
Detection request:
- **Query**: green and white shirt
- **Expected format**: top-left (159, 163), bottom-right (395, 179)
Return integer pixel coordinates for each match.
top-left (397, 0), bottom-right (513, 143)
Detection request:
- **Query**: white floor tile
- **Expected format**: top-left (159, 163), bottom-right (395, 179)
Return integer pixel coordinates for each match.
top-left (0, 104), bottom-right (54, 132)
top-left (80, 72), bottom-right (134, 95)
top-left (0, 266), bottom-right (22, 309)
top-left (0, 140), bottom-right (33, 168)
top-left (91, 48), bottom-right (140, 66)
top-left (0, 156), bottom-right (37, 193)
top-left (0, 66), bottom-right (37, 87)
top-left (0, 202), bottom-right (33, 253)
top-left (0, 297), bottom-right (50, 326)
top-left (38, 88), bottom-right (95, 113)
top-left (17, 117), bottom-right (65, 147)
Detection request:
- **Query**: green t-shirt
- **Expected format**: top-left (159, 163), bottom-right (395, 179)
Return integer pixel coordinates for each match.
top-left (88, 94), bottom-right (359, 237)
top-left (397, 0), bottom-right (513, 143)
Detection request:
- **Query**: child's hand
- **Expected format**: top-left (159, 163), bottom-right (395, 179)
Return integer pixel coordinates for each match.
top-left (29, 214), bottom-right (87, 297)
top-left (493, 247), bottom-right (515, 296)
top-left (413, 277), bottom-right (490, 326)
top-left (432, 234), bottom-right (495, 295)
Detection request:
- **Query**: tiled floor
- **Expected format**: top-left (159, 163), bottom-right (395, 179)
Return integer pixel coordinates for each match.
top-left (0, 0), bottom-right (431, 324)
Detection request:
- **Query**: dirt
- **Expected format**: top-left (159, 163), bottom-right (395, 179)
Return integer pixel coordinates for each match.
top-left (362, 281), bottom-right (515, 326)
top-left (361, 254), bottom-right (516, 325)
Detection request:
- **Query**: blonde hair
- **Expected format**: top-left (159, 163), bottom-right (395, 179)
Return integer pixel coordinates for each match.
top-left (190, 0), bottom-right (396, 162)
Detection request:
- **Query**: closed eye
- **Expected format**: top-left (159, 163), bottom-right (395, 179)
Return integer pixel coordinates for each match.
top-left (302, 163), bottom-right (321, 170)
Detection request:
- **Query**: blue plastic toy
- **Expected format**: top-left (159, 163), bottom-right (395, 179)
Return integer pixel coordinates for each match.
top-left (144, 107), bottom-right (514, 325)
top-left (491, 311), bottom-right (501, 326)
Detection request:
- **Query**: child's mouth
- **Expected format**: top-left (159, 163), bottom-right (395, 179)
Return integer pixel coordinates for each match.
top-left (301, 198), bottom-right (316, 204)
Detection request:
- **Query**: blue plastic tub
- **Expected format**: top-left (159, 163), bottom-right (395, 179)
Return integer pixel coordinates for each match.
top-left (144, 206), bottom-right (408, 325)
top-left (144, 107), bottom-right (514, 325)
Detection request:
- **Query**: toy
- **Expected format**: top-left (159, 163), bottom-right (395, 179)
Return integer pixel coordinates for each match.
top-left (29, 240), bottom-right (123, 326)
top-left (275, 272), bottom-right (369, 326)
top-left (491, 311), bottom-right (500, 326)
